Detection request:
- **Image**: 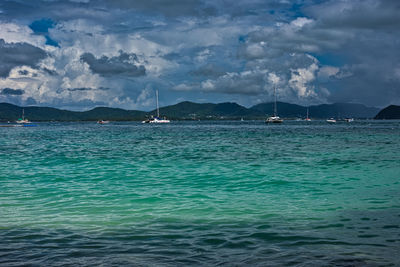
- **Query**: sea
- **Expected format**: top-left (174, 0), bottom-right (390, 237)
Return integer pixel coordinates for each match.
top-left (0, 120), bottom-right (399, 266)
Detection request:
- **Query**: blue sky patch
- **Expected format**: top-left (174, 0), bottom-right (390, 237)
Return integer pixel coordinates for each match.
top-left (29, 18), bottom-right (55, 33)
top-left (29, 18), bottom-right (58, 47)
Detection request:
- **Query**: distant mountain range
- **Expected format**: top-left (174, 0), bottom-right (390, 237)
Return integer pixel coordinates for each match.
top-left (0, 101), bottom-right (381, 121)
top-left (374, 105), bottom-right (400, 119)
top-left (250, 102), bottom-right (379, 119)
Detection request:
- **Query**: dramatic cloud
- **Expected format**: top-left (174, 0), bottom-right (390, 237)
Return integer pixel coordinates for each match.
top-left (189, 64), bottom-right (227, 78)
top-left (104, 0), bottom-right (217, 17)
top-left (1, 88), bottom-right (24, 95)
top-left (306, 0), bottom-right (400, 30)
top-left (0, 0), bottom-right (399, 109)
top-left (80, 51), bottom-right (146, 77)
top-left (289, 62), bottom-right (319, 98)
top-left (18, 70), bottom-right (30, 76)
top-left (0, 39), bottom-right (47, 78)
top-left (199, 69), bottom-right (268, 95)
top-left (0, 22), bottom-right (46, 46)
top-left (67, 87), bottom-right (109, 91)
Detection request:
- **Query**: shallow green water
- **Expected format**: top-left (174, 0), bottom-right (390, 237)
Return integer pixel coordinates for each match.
top-left (1, 121), bottom-right (399, 266)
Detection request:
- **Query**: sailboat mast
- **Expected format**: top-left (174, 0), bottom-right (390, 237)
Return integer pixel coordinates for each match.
top-left (156, 90), bottom-right (160, 117)
top-left (22, 108), bottom-right (25, 120)
top-left (274, 87), bottom-right (277, 117)
top-left (306, 107), bottom-right (309, 119)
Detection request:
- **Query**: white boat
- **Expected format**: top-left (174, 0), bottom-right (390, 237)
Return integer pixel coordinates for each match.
top-left (16, 108), bottom-right (31, 124)
top-left (142, 116), bottom-right (170, 123)
top-left (266, 116), bottom-right (283, 123)
top-left (142, 90), bottom-right (170, 123)
top-left (326, 118), bottom-right (336, 123)
top-left (265, 87), bottom-right (283, 123)
top-left (345, 118), bottom-right (354, 122)
top-left (97, 120), bottom-right (110, 124)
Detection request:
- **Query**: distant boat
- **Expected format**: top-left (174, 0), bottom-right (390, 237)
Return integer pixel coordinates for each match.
top-left (142, 116), bottom-right (170, 123)
top-left (97, 120), bottom-right (110, 124)
top-left (326, 118), bottom-right (336, 123)
top-left (304, 107), bottom-right (311, 121)
top-left (265, 87), bottom-right (283, 123)
top-left (345, 118), bottom-right (354, 122)
top-left (16, 108), bottom-right (31, 124)
top-left (142, 90), bottom-right (170, 123)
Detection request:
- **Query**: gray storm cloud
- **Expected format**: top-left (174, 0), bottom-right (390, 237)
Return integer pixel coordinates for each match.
top-left (0, 39), bottom-right (47, 78)
top-left (67, 87), bottom-right (109, 91)
top-left (80, 51), bottom-right (146, 77)
top-left (104, 0), bottom-right (216, 17)
top-left (1, 88), bottom-right (25, 95)
top-left (189, 64), bottom-right (227, 78)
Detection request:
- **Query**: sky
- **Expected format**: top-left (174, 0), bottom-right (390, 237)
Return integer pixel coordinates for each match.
top-left (0, 0), bottom-right (399, 110)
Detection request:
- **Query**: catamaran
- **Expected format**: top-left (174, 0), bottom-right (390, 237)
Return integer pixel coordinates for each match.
top-left (265, 87), bottom-right (283, 123)
top-left (142, 90), bottom-right (170, 123)
top-left (16, 108), bottom-right (31, 124)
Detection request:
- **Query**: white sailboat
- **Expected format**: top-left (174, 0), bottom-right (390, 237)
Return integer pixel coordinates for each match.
top-left (265, 87), bottom-right (283, 123)
top-left (16, 108), bottom-right (31, 124)
top-left (142, 90), bottom-right (170, 123)
top-left (304, 107), bottom-right (311, 121)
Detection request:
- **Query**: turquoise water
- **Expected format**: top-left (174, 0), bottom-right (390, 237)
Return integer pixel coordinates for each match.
top-left (1, 121), bottom-right (399, 266)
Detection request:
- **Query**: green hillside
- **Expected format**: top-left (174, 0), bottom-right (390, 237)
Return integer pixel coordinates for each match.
top-left (374, 105), bottom-right (400, 119)
top-left (0, 101), bottom-right (380, 122)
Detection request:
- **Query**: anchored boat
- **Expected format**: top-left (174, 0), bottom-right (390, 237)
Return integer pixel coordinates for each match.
top-left (266, 87), bottom-right (283, 123)
top-left (16, 108), bottom-right (31, 124)
top-left (142, 90), bottom-right (170, 123)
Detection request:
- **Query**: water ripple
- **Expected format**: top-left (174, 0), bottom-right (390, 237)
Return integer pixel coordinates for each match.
top-left (1, 121), bottom-right (399, 265)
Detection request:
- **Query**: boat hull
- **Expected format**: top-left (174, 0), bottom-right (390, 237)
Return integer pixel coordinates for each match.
top-left (265, 116), bottom-right (283, 123)
top-left (142, 118), bottom-right (170, 123)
